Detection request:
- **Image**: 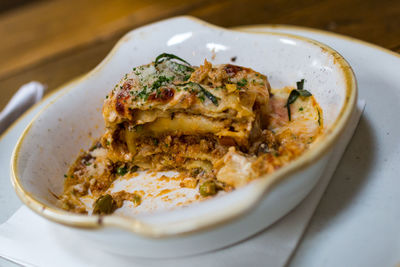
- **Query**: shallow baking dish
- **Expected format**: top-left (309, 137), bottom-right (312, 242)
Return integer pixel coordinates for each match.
top-left (11, 16), bottom-right (357, 257)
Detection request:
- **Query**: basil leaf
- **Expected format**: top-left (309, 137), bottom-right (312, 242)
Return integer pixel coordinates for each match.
top-left (154, 53), bottom-right (192, 67)
top-left (199, 84), bottom-right (219, 106)
top-left (285, 90), bottom-right (299, 121)
top-left (285, 79), bottom-right (312, 121)
top-left (176, 82), bottom-right (220, 106)
top-left (287, 90), bottom-right (300, 105)
top-left (297, 89), bottom-right (312, 97)
top-left (317, 108), bottom-right (321, 126)
top-left (296, 79), bottom-right (305, 90)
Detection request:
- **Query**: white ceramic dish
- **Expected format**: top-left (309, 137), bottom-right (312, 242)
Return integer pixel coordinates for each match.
top-left (10, 16), bottom-right (356, 257)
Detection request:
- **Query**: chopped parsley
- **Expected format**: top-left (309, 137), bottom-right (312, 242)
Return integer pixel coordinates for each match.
top-left (134, 85), bottom-right (150, 101)
top-left (237, 78), bottom-right (247, 87)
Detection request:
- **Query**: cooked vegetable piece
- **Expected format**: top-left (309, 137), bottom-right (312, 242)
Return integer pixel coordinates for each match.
top-left (93, 194), bottom-right (117, 215)
top-left (199, 181), bottom-right (217, 197)
top-left (117, 166), bottom-right (128, 176)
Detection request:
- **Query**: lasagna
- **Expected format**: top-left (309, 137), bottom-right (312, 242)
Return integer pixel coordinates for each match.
top-left (59, 54), bottom-right (323, 215)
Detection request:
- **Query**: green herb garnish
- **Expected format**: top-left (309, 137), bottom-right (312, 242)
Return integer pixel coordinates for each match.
top-left (297, 79), bottom-right (305, 90)
top-left (152, 75), bottom-right (169, 91)
top-left (285, 79), bottom-right (312, 121)
top-left (237, 78), bottom-right (247, 87)
top-left (153, 138), bottom-right (159, 146)
top-left (177, 82), bottom-right (220, 106)
top-left (154, 53), bottom-right (192, 68)
top-left (130, 165), bottom-right (139, 173)
top-left (317, 108), bottom-right (321, 126)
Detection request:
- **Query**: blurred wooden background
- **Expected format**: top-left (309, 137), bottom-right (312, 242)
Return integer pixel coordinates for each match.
top-left (0, 0), bottom-right (399, 110)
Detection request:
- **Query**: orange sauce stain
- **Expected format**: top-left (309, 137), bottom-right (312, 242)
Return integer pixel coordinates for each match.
top-left (156, 189), bottom-right (173, 197)
top-left (158, 175), bottom-right (170, 182)
top-left (146, 171), bottom-right (157, 177)
top-left (161, 196), bottom-right (171, 202)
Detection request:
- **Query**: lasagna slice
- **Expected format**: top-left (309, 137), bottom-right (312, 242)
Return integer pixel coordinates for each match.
top-left (102, 54), bottom-right (270, 184)
top-left (60, 54), bottom-right (323, 214)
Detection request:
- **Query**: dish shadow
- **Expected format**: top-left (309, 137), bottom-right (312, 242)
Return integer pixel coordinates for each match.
top-left (179, 112), bottom-right (377, 263)
top-left (303, 115), bottom-right (376, 227)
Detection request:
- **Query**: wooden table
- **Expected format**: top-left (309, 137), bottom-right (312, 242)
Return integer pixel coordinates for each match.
top-left (0, 0), bottom-right (399, 110)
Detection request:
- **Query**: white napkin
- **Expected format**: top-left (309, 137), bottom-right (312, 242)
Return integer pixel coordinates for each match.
top-left (0, 81), bottom-right (45, 134)
top-left (0, 101), bottom-right (365, 267)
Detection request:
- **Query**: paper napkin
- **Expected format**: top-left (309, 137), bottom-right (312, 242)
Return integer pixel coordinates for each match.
top-left (0, 81), bottom-right (45, 134)
top-left (0, 101), bottom-right (365, 267)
